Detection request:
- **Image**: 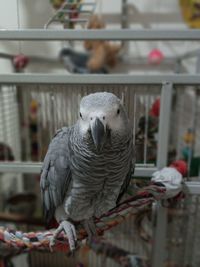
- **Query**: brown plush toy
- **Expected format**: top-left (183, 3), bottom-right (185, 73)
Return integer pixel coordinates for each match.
top-left (84, 15), bottom-right (121, 72)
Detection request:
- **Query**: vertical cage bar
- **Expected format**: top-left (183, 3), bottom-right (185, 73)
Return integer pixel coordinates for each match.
top-left (144, 95), bottom-right (149, 165)
top-left (152, 82), bottom-right (173, 267)
top-left (157, 82), bottom-right (173, 168)
top-left (196, 54), bottom-right (200, 178)
top-left (0, 87), bottom-right (8, 159)
top-left (121, 0), bottom-right (129, 53)
top-left (133, 92), bottom-right (137, 145)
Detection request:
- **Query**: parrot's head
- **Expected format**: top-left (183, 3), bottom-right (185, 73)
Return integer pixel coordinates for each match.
top-left (78, 92), bottom-right (130, 151)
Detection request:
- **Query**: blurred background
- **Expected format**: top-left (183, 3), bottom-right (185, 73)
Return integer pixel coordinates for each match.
top-left (0, 0), bottom-right (200, 267)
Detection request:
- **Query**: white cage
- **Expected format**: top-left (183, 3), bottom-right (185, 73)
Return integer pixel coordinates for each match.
top-left (0, 29), bottom-right (200, 267)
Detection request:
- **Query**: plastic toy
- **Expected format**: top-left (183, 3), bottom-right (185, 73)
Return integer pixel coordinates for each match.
top-left (183, 128), bottom-right (195, 144)
top-left (149, 98), bottom-right (160, 117)
top-left (12, 54), bottom-right (29, 72)
top-left (148, 49), bottom-right (164, 65)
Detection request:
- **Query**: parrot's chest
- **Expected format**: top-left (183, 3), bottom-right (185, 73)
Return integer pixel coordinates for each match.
top-left (70, 143), bottom-right (129, 192)
top-left (73, 147), bottom-right (125, 175)
top-left (65, 138), bottom-right (132, 220)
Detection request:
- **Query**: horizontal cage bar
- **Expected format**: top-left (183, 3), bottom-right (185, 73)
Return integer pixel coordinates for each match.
top-left (0, 29), bottom-right (200, 41)
top-left (0, 162), bottom-right (156, 177)
top-left (1, 74), bottom-right (200, 85)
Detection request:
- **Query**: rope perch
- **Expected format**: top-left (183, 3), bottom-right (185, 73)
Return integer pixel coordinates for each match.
top-left (0, 184), bottom-right (167, 256)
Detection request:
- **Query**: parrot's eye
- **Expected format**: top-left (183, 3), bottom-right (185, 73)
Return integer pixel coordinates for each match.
top-left (80, 112), bottom-right (83, 119)
top-left (117, 109), bottom-right (120, 115)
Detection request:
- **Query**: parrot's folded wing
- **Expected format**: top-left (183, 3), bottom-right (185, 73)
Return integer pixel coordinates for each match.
top-left (40, 128), bottom-right (72, 223)
top-left (117, 142), bottom-right (135, 203)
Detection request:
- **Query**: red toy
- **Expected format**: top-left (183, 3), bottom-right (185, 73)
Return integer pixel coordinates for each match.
top-left (149, 98), bottom-right (160, 117)
top-left (13, 54), bottom-right (29, 71)
top-left (169, 160), bottom-right (188, 176)
top-left (148, 49), bottom-right (164, 65)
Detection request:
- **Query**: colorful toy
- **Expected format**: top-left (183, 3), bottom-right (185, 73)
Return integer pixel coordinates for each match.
top-left (12, 54), bottom-right (29, 72)
top-left (183, 128), bottom-right (195, 144)
top-left (169, 159), bottom-right (188, 176)
top-left (181, 128), bottom-right (200, 177)
top-left (149, 98), bottom-right (160, 118)
top-left (148, 49), bottom-right (164, 65)
top-left (47, 0), bottom-right (96, 29)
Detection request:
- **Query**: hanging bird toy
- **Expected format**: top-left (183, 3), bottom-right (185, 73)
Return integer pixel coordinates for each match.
top-left (46, 0), bottom-right (96, 29)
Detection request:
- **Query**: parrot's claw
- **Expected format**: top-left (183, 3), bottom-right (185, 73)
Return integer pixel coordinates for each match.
top-left (49, 237), bottom-right (56, 252)
top-left (83, 218), bottom-right (97, 244)
top-left (49, 220), bottom-right (77, 252)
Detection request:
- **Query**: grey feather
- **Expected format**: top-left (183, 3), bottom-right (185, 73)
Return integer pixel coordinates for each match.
top-left (40, 127), bottom-right (72, 223)
top-left (117, 154), bottom-right (135, 203)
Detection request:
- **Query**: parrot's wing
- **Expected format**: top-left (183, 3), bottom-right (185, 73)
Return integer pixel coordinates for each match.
top-left (40, 127), bottom-right (72, 223)
top-left (117, 143), bottom-right (135, 203)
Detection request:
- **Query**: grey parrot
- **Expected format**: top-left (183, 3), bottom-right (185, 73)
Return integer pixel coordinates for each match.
top-left (40, 92), bottom-right (134, 251)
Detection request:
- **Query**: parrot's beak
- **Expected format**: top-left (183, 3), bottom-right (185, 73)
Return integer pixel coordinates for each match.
top-left (90, 117), bottom-right (106, 151)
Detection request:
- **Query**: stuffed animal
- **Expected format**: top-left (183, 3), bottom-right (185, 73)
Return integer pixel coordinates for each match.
top-left (84, 15), bottom-right (121, 72)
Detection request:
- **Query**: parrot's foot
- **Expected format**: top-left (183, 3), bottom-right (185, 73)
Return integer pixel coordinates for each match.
top-left (49, 220), bottom-right (77, 252)
top-left (83, 218), bottom-right (97, 244)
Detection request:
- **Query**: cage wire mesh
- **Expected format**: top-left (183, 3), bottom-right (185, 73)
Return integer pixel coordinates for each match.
top-left (166, 193), bottom-right (200, 267)
top-left (0, 86), bottom-right (23, 210)
top-left (172, 86), bottom-right (200, 177)
top-left (7, 84), bottom-right (161, 165)
top-left (0, 86), bottom-right (21, 161)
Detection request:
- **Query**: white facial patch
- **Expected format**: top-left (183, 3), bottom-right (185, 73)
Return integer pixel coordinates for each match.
top-left (79, 104), bottom-right (124, 135)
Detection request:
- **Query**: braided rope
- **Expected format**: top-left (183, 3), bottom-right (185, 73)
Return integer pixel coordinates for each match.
top-left (0, 184), bottom-right (166, 256)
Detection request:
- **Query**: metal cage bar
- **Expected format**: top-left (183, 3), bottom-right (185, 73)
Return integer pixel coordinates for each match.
top-left (1, 74), bottom-right (200, 85)
top-left (0, 29), bottom-right (200, 41)
top-left (156, 82), bottom-right (173, 169)
top-left (0, 162), bottom-right (156, 177)
top-left (152, 82), bottom-right (173, 267)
